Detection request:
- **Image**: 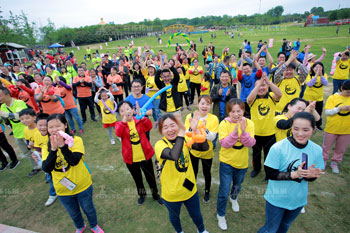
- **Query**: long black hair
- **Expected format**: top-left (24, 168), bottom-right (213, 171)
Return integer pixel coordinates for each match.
top-left (281, 98), bottom-right (308, 114)
top-left (310, 62), bottom-right (325, 77)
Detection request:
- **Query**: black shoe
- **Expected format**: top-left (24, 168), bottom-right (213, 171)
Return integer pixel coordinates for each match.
top-left (250, 170), bottom-right (260, 178)
top-left (92, 119), bottom-right (97, 122)
top-left (0, 163), bottom-right (8, 171)
top-left (28, 168), bottom-right (41, 177)
top-left (317, 126), bottom-right (323, 131)
top-left (82, 121), bottom-right (87, 125)
top-left (153, 194), bottom-right (163, 205)
top-left (204, 191), bottom-right (210, 203)
top-left (9, 160), bottom-right (20, 170)
top-left (138, 196), bottom-right (145, 205)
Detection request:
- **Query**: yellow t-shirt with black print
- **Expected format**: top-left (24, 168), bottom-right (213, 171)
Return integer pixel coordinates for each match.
top-left (127, 120), bottom-right (146, 162)
top-left (33, 131), bottom-right (48, 150)
top-left (41, 136), bottom-right (92, 196)
top-left (218, 118), bottom-right (255, 169)
top-left (182, 64), bottom-right (190, 80)
top-left (184, 113), bottom-right (219, 159)
top-left (333, 59), bottom-right (350, 80)
top-left (155, 138), bottom-right (197, 202)
top-left (144, 74), bottom-right (160, 99)
top-left (274, 114), bottom-right (292, 142)
top-left (189, 66), bottom-right (203, 84)
top-left (200, 80), bottom-right (210, 96)
top-left (324, 93), bottom-right (350, 135)
top-left (249, 92), bottom-right (277, 136)
top-left (275, 76), bottom-right (301, 114)
top-left (165, 84), bottom-right (181, 112)
top-left (98, 99), bottom-right (117, 124)
top-left (303, 74), bottom-right (328, 102)
top-left (177, 73), bottom-right (188, 93)
top-left (24, 127), bottom-right (39, 144)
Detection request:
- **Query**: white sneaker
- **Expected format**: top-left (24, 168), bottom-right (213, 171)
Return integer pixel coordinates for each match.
top-left (300, 207), bottom-right (306, 214)
top-left (230, 197), bottom-right (239, 212)
top-left (110, 139), bottom-right (116, 145)
top-left (45, 195), bottom-right (57, 206)
top-left (217, 214), bottom-right (227, 230)
top-left (331, 161), bottom-right (339, 174)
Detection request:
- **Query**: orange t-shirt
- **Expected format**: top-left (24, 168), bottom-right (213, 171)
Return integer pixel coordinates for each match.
top-left (59, 86), bottom-right (77, 110)
top-left (107, 74), bottom-right (123, 95)
top-left (18, 91), bottom-right (39, 113)
top-left (35, 87), bottom-right (65, 115)
top-left (73, 76), bottom-right (92, 98)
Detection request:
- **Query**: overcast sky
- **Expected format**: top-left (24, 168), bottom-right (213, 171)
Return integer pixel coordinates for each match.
top-left (2, 0), bottom-right (350, 28)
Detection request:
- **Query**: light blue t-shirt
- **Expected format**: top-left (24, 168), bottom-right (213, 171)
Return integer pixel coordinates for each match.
top-left (264, 138), bottom-right (324, 210)
top-left (125, 94), bottom-right (153, 114)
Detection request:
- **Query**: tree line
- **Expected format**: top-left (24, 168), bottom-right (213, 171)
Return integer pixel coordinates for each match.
top-left (0, 6), bottom-right (349, 47)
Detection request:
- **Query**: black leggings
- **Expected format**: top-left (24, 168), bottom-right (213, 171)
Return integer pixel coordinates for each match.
top-left (126, 158), bottom-right (159, 197)
top-left (252, 134), bottom-right (276, 173)
top-left (190, 82), bottom-right (201, 103)
top-left (113, 94), bottom-right (124, 103)
top-left (190, 153), bottom-right (213, 192)
top-left (0, 132), bottom-right (18, 165)
top-left (180, 92), bottom-right (189, 107)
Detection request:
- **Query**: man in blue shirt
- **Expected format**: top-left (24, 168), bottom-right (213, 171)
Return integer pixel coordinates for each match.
top-left (125, 79), bottom-right (153, 116)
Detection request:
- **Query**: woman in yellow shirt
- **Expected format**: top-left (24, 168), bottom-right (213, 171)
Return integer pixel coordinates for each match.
top-left (216, 98), bottom-right (256, 231)
top-left (185, 96), bottom-right (219, 203)
top-left (177, 66), bottom-right (190, 111)
top-left (323, 80), bottom-right (350, 174)
top-left (303, 62), bottom-right (328, 130)
top-left (41, 114), bottom-right (104, 233)
top-left (155, 114), bottom-right (208, 233)
top-left (188, 59), bottom-right (203, 104)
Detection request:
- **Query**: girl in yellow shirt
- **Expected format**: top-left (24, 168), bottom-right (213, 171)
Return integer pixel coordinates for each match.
top-left (200, 73), bottom-right (211, 96)
top-left (217, 99), bottom-right (256, 231)
top-left (185, 96), bottom-right (219, 203)
top-left (155, 114), bottom-right (208, 233)
top-left (41, 114), bottom-right (104, 233)
top-left (303, 62), bottom-right (328, 130)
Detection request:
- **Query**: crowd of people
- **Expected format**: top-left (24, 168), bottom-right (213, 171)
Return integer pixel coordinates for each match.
top-left (0, 37), bottom-right (349, 233)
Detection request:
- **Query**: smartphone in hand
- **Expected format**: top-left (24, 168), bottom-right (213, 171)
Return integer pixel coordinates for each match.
top-left (302, 153), bottom-right (308, 170)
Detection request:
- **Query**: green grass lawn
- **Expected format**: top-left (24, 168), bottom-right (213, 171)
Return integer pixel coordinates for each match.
top-left (0, 24), bottom-right (350, 233)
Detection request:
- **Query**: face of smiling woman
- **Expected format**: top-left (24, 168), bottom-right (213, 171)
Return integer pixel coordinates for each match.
top-left (161, 118), bottom-right (179, 141)
top-left (291, 118), bottom-right (314, 145)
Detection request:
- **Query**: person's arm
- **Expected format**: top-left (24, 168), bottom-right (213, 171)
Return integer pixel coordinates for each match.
top-left (191, 140), bottom-right (210, 151)
top-left (95, 76), bottom-right (103, 88)
top-left (42, 150), bottom-right (57, 173)
top-left (210, 86), bottom-right (220, 101)
top-left (245, 56), bottom-right (253, 65)
top-left (220, 130), bottom-right (239, 148)
top-left (276, 118), bottom-right (293, 129)
top-left (274, 63), bottom-right (287, 84)
top-left (154, 69), bottom-right (164, 89)
top-left (170, 66), bottom-right (179, 85)
top-left (266, 49), bottom-right (274, 71)
top-left (72, 78), bottom-right (79, 88)
top-left (58, 81), bottom-right (72, 90)
top-left (60, 144), bottom-right (83, 166)
top-left (94, 91), bottom-right (100, 104)
top-left (315, 48), bottom-right (326, 62)
top-left (267, 76), bottom-right (282, 102)
top-left (265, 166), bottom-right (302, 183)
top-left (83, 80), bottom-right (92, 87)
top-left (307, 76), bottom-right (317, 87)
top-left (246, 81), bottom-right (260, 105)
top-left (297, 63), bottom-right (308, 84)
top-left (19, 85), bottom-right (34, 96)
top-left (160, 137), bottom-right (185, 161)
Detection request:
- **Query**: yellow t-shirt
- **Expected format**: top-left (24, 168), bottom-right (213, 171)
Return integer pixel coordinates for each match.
top-left (303, 74), bottom-right (328, 102)
top-left (333, 59), bottom-right (350, 80)
top-left (98, 99), bottom-right (117, 124)
top-left (144, 74), bottom-right (160, 99)
top-left (184, 113), bottom-right (219, 159)
top-left (127, 120), bottom-right (145, 162)
top-left (324, 93), bottom-right (350, 134)
top-left (33, 131), bottom-right (48, 150)
top-left (274, 114), bottom-right (292, 142)
top-left (218, 118), bottom-right (255, 169)
top-left (155, 138), bottom-right (197, 202)
top-left (41, 136), bottom-right (92, 196)
top-left (24, 127), bottom-right (39, 144)
top-left (177, 74), bottom-right (188, 93)
top-left (249, 92), bottom-right (277, 136)
top-left (275, 76), bottom-right (301, 114)
top-left (165, 84), bottom-right (181, 112)
top-left (189, 66), bottom-right (203, 84)
top-left (182, 64), bottom-right (190, 80)
top-left (200, 80), bottom-right (210, 96)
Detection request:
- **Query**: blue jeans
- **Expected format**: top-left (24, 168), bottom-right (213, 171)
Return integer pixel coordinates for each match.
top-left (333, 79), bottom-right (346, 94)
top-left (152, 98), bottom-right (161, 122)
top-left (217, 162), bottom-right (247, 216)
top-left (65, 107), bottom-right (83, 131)
top-left (58, 185), bottom-right (98, 229)
top-left (162, 192), bottom-right (205, 233)
top-left (46, 173), bottom-right (56, 196)
top-left (257, 201), bottom-right (302, 233)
